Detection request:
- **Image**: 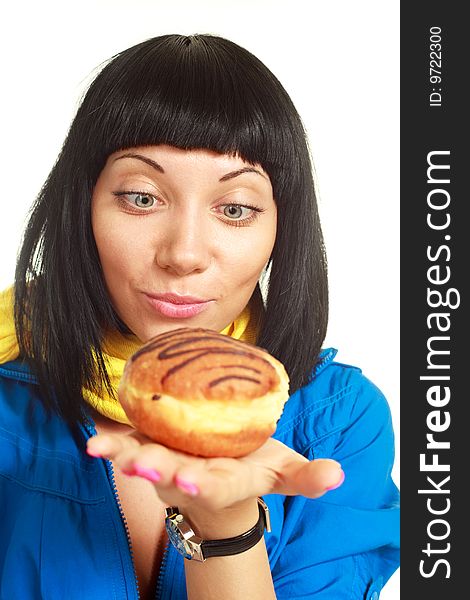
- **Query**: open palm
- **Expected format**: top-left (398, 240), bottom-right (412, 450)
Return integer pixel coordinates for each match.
top-left (87, 432), bottom-right (344, 511)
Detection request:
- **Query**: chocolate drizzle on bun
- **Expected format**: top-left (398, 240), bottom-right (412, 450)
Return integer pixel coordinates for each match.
top-left (118, 328), bottom-right (290, 457)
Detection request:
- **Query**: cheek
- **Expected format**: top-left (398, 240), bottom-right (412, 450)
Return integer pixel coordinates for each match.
top-left (92, 213), bottom-right (150, 285)
top-left (218, 225), bottom-right (276, 284)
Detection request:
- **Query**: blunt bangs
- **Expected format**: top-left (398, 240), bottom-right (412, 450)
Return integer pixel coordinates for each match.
top-left (73, 34), bottom-right (299, 196)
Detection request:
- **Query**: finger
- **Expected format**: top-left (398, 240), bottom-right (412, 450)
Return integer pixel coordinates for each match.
top-left (86, 432), bottom-right (142, 459)
top-left (116, 442), bottom-right (188, 485)
top-left (276, 458), bottom-right (344, 498)
top-left (117, 445), bottom-right (216, 508)
top-left (171, 458), bottom-right (262, 511)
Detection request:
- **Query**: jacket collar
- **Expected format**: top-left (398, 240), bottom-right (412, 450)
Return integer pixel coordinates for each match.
top-left (0, 359), bottom-right (38, 383)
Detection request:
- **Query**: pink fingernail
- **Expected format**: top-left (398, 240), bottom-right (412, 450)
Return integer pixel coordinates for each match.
top-left (325, 470), bottom-right (345, 491)
top-left (134, 465), bottom-right (161, 482)
top-left (86, 447), bottom-right (102, 458)
top-left (175, 475), bottom-right (199, 496)
top-left (122, 467), bottom-right (137, 477)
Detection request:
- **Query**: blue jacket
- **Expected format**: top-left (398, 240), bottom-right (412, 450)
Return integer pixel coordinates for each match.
top-left (0, 349), bottom-right (399, 599)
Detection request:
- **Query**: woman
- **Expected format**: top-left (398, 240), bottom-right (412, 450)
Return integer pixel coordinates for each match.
top-left (0, 34), bottom-right (399, 599)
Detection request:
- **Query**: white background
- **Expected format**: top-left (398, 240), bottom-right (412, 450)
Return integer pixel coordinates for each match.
top-left (0, 1), bottom-right (399, 597)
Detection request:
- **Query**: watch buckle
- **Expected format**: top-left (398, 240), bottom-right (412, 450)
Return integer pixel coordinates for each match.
top-left (257, 497), bottom-right (272, 533)
top-left (187, 537), bottom-right (206, 562)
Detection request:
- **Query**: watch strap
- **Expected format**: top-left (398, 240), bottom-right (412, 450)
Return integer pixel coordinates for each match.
top-left (201, 497), bottom-right (269, 559)
top-left (165, 497), bottom-right (271, 561)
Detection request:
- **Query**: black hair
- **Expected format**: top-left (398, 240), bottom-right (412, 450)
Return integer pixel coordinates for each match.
top-left (14, 34), bottom-right (328, 429)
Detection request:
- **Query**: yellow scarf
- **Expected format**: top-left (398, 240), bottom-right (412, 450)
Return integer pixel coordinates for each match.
top-left (0, 285), bottom-right (262, 425)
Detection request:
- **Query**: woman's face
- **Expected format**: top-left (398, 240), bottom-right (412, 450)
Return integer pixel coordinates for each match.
top-left (91, 145), bottom-right (277, 342)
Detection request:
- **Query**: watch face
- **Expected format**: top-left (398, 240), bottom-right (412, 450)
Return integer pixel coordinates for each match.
top-left (166, 519), bottom-right (193, 559)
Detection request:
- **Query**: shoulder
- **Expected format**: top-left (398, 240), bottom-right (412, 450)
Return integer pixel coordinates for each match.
top-left (0, 360), bottom-right (39, 432)
top-left (0, 359), bottom-right (78, 449)
top-left (0, 359), bottom-right (104, 503)
top-left (274, 349), bottom-right (395, 460)
top-left (0, 358), bottom-right (40, 418)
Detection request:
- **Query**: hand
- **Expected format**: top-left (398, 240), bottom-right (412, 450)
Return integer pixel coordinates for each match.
top-left (86, 431), bottom-right (344, 513)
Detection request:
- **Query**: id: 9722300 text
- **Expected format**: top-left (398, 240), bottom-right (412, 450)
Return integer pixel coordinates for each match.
top-left (429, 26), bottom-right (442, 107)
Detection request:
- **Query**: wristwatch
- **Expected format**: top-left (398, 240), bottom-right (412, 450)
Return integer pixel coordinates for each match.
top-left (164, 497), bottom-right (271, 562)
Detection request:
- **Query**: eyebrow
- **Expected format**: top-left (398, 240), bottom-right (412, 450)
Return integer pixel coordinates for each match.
top-left (114, 153), bottom-right (164, 173)
top-left (114, 153), bottom-right (267, 182)
top-left (218, 167), bottom-right (267, 182)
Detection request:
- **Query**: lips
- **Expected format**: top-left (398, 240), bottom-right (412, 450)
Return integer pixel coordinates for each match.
top-left (148, 293), bottom-right (210, 305)
top-left (144, 292), bottom-right (214, 319)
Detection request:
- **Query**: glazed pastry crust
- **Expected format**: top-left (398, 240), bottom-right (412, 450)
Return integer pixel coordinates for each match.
top-left (118, 328), bottom-right (290, 457)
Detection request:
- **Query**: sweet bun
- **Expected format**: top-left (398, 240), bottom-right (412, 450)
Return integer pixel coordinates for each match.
top-left (118, 327), bottom-right (290, 457)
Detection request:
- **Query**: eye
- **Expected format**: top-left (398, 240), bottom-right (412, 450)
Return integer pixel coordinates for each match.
top-left (128, 192), bottom-right (156, 208)
top-left (216, 203), bottom-right (266, 227)
top-left (223, 205), bottom-right (251, 220)
top-left (112, 190), bottom-right (159, 212)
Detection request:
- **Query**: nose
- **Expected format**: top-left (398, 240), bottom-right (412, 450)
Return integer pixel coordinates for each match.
top-left (155, 209), bottom-right (212, 276)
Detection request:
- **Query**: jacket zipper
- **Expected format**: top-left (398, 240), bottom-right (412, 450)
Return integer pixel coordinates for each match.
top-left (155, 540), bottom-right (170, 600)
top-left (83, 420), bottom-right (141, 599)
top-left (106, 456), bottom-right (141, 599)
